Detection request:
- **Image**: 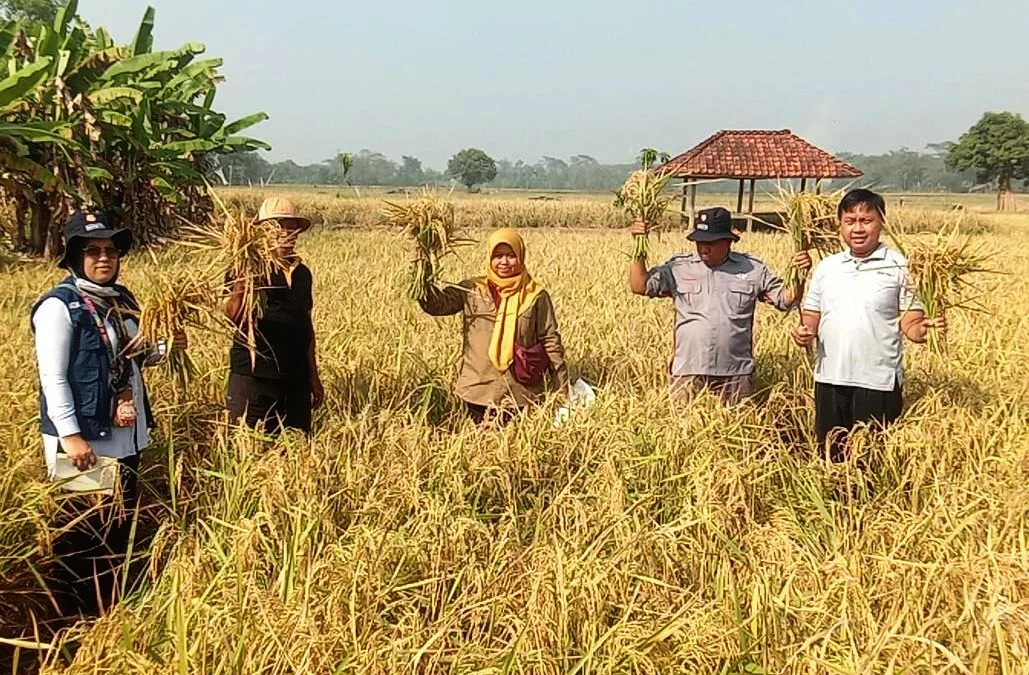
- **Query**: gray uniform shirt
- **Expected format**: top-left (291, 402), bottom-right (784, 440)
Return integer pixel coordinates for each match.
top-left (646, 251), bottom-right (791, 376)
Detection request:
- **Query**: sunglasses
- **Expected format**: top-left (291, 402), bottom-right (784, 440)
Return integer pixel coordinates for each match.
top-left (83, 245), bottom-right (121, 260)
top-left (277, 219), bottom-right (304, 232)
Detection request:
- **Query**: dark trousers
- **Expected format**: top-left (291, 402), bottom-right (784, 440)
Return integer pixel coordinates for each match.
top-left (464, 402), bottom-right (517, 426)
top-left (227, 373), bottom-right (312, 434)
top-left (50, 453), bottom-right (140, 617)
top-left (815, 381), bottom-right (903, 461)
top-left (670, 374), bottom-right (755, 405)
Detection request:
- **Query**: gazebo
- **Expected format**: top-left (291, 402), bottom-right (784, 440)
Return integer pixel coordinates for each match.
top-left (658, 129), bottom-right (862, 229)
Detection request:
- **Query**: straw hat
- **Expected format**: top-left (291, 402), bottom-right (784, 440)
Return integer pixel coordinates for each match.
top-left (257, 197), bottom-right (311, 232)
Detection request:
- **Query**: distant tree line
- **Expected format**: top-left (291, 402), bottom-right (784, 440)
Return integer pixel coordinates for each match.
top-left (213, 112), bottom-right (1029, 206)
top-left (213, 146), bottom-right (992, 194)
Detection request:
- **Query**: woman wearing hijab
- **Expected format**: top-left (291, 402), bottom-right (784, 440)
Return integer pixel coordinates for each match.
top-left (418, 228), bottom-right (568, 423)
top-left (30, 210), bottom-right (187, 616)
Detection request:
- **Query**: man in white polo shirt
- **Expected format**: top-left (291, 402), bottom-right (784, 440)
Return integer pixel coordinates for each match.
top-left (791, 189), bottom-right (946, 460)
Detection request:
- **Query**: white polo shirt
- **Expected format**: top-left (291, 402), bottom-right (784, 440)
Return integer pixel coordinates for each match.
top-left (803, 243), bottom-right (923, 391)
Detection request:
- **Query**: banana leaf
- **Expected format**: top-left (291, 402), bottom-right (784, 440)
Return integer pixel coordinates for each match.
top-left (220, 112), bottom-right (268, 137)
top-left (0, 151), bottom-right (62, 188)
top-left (0, 121), bottom-right (73, 145)
top-left (0, 57), bottom-right (52, 109)
top-left (0, 21), bottom-right (20, 56)
top-left (54, 0), bottom-right (78, 35)
top-left (89, 86), bottom-right (143, 106)
top-left (132, 7), bottom-right (155, 56)
top-left (162, 58), bottom-right (222, 95)
top-left (102, 44), bottom-right (203, 81)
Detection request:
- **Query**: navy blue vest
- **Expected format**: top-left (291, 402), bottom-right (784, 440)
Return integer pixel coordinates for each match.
top-left (31, 277), bottom-right (154, 442)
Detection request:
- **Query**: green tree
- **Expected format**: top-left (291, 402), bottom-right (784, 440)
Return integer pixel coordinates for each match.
top-left (447, 148), bottom-right (497, 191)
top-left (215, 151), bottom-right (270, 185)
top-left (0, 0), bottom-right (60, 22)
top-left (397, 155), bottom-right (424, 185)
top-left (947, 112), bottom-right (1029, 210)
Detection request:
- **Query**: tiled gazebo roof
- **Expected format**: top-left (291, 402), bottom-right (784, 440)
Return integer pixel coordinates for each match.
top-left (659, 129), bottom-right (862, 180)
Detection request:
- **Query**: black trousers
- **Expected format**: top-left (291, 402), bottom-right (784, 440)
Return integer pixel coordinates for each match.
top-left (51, 453), bottom-right (140, 617)
top-left (464, 402), bottom-right (517, 426)
top-left (815, 381), bottom-right (903, 461)
top-left (227, 373), bottom-right (312, 434)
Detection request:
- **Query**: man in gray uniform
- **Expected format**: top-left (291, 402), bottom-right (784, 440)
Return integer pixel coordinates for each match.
top-left (629, 207), bottom-right (810, 403)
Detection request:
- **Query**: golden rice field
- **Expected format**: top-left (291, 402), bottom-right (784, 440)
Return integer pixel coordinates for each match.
top-left (1, 200), bottom-right (1028, 674)
top-left (211, 187), bottom-right (1004, 234)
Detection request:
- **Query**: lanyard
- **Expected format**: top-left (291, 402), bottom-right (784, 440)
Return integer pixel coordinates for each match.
top-left (78, 293), bottom-right (132, 392)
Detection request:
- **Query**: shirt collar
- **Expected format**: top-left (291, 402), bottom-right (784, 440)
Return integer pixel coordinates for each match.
top-left (283, 258), bottom-right (301, 288)
top-left (843, 243), bottom-right (887, 263)
top-left (711, 251), bottom-right (744, 269)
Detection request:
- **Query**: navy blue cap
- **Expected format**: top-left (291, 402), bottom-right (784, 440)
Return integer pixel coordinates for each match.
top-left (686, 207), bottom-right (739, 242)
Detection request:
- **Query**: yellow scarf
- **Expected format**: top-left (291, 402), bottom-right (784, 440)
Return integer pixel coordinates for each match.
top-left (484, 229), bottom-right (542, 372)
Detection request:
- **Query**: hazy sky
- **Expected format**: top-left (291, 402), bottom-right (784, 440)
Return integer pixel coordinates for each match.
top-left (81, 0), bottom-right (1028, 168)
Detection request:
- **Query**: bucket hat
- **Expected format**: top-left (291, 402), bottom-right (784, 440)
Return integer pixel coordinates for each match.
top-left (686, 207), bottom-right (740, 242)
top-left (57, 210), bottom-right (133, 269)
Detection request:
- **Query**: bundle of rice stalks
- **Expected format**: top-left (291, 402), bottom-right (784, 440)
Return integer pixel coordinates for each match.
top-left (381, 189), bottom-right (471, 301)
top-left (773, 183), bottom-right (843, 289)
top-left (133, 271), bottom-right (213, 391)
top-left (893, 227), bottom-right (994, 353)
top-left (614, 149), bottom-right (675, 260)
top-left (182, 190), bottom-right (291, 367)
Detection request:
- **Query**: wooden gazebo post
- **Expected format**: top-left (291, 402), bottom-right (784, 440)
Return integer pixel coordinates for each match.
top-left (736, 179), bottom-right (745, 213)
top-left (679, 179), bottom-right (689, 225)
top-left (687, 180), bottom-right (698, 228)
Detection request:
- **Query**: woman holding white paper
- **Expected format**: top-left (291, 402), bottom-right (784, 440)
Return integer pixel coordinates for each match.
top-left (30, 210), bottom-right (186, 616)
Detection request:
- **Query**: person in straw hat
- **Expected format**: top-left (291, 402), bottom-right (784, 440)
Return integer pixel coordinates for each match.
top-left (224, 196), bottom-right (323, 434)
top-left (629, 206), bottom-right (810, 404)
top-left (418, 228), bottom-right (568, 425)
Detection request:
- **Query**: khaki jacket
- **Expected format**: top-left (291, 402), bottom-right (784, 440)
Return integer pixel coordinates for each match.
top-left (419, 279), bottom-right (568, 407)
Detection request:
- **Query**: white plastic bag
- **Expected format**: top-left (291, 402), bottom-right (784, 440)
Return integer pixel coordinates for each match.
top-left (553, 378), bottom-right (597, 428)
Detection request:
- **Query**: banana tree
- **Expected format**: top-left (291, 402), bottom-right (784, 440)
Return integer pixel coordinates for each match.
top-left (0, 0), bottom-right (270, 256)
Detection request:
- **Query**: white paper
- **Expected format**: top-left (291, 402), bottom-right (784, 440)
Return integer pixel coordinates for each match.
top-left (553, 378), bottom-right (598, 428)
top-left (52, 455), bottom-right (119, 495)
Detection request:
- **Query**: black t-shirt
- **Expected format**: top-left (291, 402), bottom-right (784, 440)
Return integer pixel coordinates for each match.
top-left (229, 264), bottom-right (314, 380)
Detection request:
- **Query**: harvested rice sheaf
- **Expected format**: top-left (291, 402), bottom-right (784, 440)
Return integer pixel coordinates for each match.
top-left (182, 189), bottom-right (291, 367)
top-left (381, 189), bottom-right (472, 301)
top-left (893, 225), bottom-right (995, 353)
top-left (614, 169), bottom-right (676, 261)
top-left (774, 184), bottom-right (843, 289)
top-left (134, 271), bottom-right (212, 391)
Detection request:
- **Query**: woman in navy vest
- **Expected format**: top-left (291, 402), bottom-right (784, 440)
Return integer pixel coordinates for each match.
top-left (30, 210), bottom-right (187, 616)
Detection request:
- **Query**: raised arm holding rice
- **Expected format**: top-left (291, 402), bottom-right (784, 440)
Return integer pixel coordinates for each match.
top-left (629, 207), bottom-right (810, 404)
